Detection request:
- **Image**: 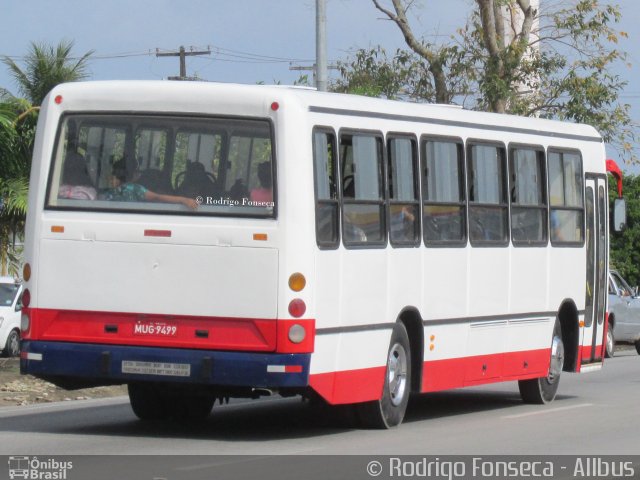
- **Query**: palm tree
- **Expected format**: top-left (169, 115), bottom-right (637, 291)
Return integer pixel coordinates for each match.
top-left (0, 97), bottom-right (37, 277)
top-left (0, 177), bottom-right (28, 276)
top-left (0, 40), bottom-right (90, 276)
top-left (2, 39), bottom-right (93, 105)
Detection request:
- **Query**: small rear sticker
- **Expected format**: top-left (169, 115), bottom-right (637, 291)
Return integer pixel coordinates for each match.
top-left (122, 360), bottom-right (190, 377)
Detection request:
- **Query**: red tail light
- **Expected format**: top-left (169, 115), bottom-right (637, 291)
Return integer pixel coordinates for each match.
top-left (288, 298), bottom-right (306, 318)
top-left (22, 289), bottom-right (31, 308)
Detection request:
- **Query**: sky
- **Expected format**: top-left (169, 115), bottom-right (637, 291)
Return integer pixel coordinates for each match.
top-left (1, 0), bottom-right (639, 170)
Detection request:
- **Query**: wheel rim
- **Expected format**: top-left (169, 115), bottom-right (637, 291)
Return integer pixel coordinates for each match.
top-left (387, 342), bottom-right (408, 406)
top-left (606, 329), bottom-right (614, 355)
top-left (548, 333), bottom-right (564, 383)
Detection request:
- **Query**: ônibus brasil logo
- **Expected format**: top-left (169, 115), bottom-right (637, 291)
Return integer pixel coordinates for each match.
top-left (8, 456), bottom-right (73, 479)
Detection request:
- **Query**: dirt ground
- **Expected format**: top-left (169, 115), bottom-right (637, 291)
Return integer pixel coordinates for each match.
top-left (0, 357), bottom-right (127, 407)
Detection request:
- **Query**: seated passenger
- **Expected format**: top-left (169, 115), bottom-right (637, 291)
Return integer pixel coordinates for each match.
top-left (175, 160), bottom-right (218, 198)
top-left (58, 151), bottom-right (97, 200)
top-left (100, 160), bottom-right (198, 210)
top-left (250, 161), bottom-right (273, 202)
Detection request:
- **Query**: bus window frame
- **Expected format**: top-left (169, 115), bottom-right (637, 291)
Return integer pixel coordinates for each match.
top-left (508, 142), bottom-right (549, 248)
top-left (312, 126), bottom-right (340, 250)
top-left (466, 139), bottom-right (509, 248)
top-left (420, 134), bottom-right (468, 249)
top-left (338, 127), bottom-right (388, 250)
top-left (547, 147), bottom-right (585, 248)
top-left (386, 132), bottom-right (421, 248)
top-left (44, 112), bottom-right (278, 220)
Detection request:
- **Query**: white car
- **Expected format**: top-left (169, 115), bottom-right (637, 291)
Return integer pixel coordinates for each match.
top-left (0, 277), bottom-right (23, 357)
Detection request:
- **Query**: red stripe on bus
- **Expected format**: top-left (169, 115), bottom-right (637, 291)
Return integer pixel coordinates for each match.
top-left (309, 367), bottom-right (386, 405)
top-left (579, 344), bottom-right (603, 365)
top-left (24, 308), bottom-right (308, 352)
top-left (422, 349), bottom-right (550, 392)
top-left (309, 348), bottom-right (552, 405)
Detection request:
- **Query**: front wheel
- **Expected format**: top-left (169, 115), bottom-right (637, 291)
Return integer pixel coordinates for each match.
top-left (519, 319), bottom-right (564, 404)
top-left (605, 322), bottom-right (615, 358)
top-left (355, 322), bottom-right (411, 428)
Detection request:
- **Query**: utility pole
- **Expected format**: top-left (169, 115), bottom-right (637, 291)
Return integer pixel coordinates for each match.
top-left (316, 0), bottom-right (328, 91)
top-left (156, 46), bottom-right (211, 81)
top-left (290, 64), bottom-right (317, 86)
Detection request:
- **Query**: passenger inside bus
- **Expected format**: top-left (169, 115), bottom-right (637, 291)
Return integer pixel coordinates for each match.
top-left (100, 160), bottom-right (198, 210)
top-left (174, 160), bottom-right (219, 198)
top-left (58, 151), bottom-right (97, 200)
top-left (250, 161), bottom-right (273, 202)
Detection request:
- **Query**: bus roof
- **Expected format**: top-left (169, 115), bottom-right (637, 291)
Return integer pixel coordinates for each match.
top-left (46, 80), bottom-right (602, 142)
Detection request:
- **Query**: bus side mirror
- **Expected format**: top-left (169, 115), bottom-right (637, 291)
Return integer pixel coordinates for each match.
top-left (613, 197), bottom-right (626, 232)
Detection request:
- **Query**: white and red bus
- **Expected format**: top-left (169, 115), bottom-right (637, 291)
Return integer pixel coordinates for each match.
top-left (20, 81), bottom-right (622, 427)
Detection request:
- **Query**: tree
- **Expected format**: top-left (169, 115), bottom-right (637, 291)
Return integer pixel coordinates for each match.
top-left (465, 0), bottom-right (635, 162)
top-left (338, 0), bottom-right (635, 162)
top-left (609, 174), bottom-right (640, 288)
top-left (2, 40), bottom-right (93, 106)
top-left (0, 40), bottom-right (89, 276)
top-left (0, 96), bottom-right (37, 277)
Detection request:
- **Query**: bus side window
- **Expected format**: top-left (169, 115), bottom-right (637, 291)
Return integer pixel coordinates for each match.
top-left (339, 133), bottom-right (386, 247)
top-left (313, 129), bottom-right (339, 248)
top-left (422, 137), bottom-right (466, 246)
top-left (388, 136), bottom-right (420, 247)
top-left (509, 146), bottom-right (547, 246)
top-left (548, 149), bottom-right (584, 244)
top-left (467, 142), bottom-right (509, 246)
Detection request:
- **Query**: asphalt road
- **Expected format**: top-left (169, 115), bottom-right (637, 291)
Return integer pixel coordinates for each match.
top-left (0, 348), bottom-right (638, 458)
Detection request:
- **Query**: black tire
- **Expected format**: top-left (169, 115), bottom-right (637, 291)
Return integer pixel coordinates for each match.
top-left (355, 322), bottom-right (411, 428)
top-left (128, 383), bottom-right (214, 421)
top-left (2, 329), bottom-right (20, 357)
top-left (605, 322), bottom-right (615, 358)
top-left (519, 319), bottom-right (564, 404)
top-left (635, 340), bottom-right (640, 356)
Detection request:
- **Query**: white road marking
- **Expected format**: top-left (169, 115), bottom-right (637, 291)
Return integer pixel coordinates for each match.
top-left (502, 403), bottom-right (593, 419)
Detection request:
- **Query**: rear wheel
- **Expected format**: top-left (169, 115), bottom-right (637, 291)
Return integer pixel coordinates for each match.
top-left (2, 329), bottom-right (20, 357)
top-left (128, 383), bottom-right (214, 421)
top-left (635, 340), bottom-right (640, 355)
top-left (355, 322), bottom-right (411, 428)
top-left (605, 322), bottom-right (615, 358)
top-left (519, 319), bottom-right (564, 404)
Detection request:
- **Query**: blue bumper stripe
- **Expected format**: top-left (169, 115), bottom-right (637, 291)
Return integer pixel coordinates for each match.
top-left (21, 341), bottom-right (310, 388)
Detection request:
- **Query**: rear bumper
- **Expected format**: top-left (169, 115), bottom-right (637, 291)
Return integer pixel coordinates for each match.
top-left (20, 340), bottom-right (310, 389)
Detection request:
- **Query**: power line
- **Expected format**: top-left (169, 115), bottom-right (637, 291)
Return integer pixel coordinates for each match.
top-left (156, 46), bottom-right (211, 81)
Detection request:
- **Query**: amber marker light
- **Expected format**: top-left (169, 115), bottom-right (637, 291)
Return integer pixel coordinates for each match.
top-left (51, 225), bottom-right (65, 233)
top-left (23, 263), bottom-right (31, 282)
top-left (253, 233), bottom-right (268, 241)
top-left (288, 273), bottom-right (306, 292)
top-left (579, 320), bottom-right (585, 328)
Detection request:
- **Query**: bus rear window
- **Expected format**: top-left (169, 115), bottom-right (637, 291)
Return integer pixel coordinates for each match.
top-left (46, 114), bottom-right (275, 217)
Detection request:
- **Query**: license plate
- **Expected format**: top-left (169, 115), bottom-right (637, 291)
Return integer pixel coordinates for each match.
top-left (122, 360), bottom-right (191, 377)
top-left (133, 321), bottom-right (177, 336)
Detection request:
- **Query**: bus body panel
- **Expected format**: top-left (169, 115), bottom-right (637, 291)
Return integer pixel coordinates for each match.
top-left (20, 81), bottom-right (610, 413)
top-left (36, 239), bottom-right (279, 319)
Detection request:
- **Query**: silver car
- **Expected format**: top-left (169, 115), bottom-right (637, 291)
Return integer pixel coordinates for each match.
top-left (607, 270), bottom-right (640, 356)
